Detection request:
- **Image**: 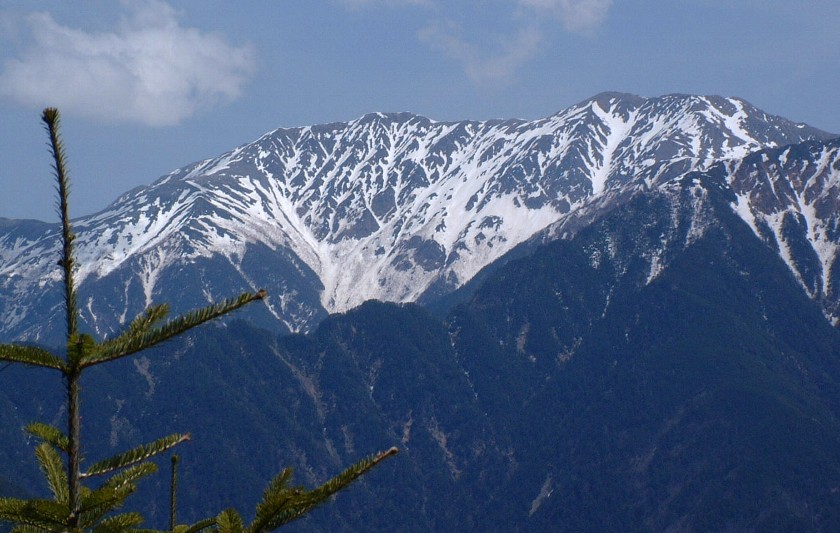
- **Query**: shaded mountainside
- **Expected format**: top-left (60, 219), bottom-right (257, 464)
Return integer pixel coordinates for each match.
top-left (0, 307), bottom-right (501, 532)
top-left (3, 171), bottom-right (840, 531)
top-left (448, 172), bottom-right (840, 530)
top-left (2, 93), bottom-right (837, 346)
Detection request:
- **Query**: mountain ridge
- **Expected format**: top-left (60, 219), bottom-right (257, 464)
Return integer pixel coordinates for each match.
top-left (0, 92), bottom-right (837, 343)
top-left (3, 129), bottom-right (840, 530)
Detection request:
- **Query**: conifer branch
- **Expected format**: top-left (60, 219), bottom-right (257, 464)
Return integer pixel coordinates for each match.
top-left (214, 509), bottom-right (245, 533)
top-left (0, 345), bottom-right (66, 371)
top-left (99, 463), bottom-right (158, 491)
top-left (75, 465), bottom-right (156, 530)
top-left (82, 433), bottom-right (190, 478)
top-left (34, 443), bottom-right (69, 505)
top-left (90, 511), bottom-right (144, 532)
top-left (168, 516), bottom-right (218, 533)
top-left (25, 423), bottom-right (70, 452)
top-left (298, 445), bottom-right (397, 499)
top-left (247, 447), bottom-right (398, 531)
top-left (248, 469), bottom-right (299, 533)
top-left (0, 498), bottom-right (68, 530)
top-left (83, 291), bottom-right (266, 369)
top-left (77, 484), bottom-right (137, 529)
top-left (126, 304), bottom-right (171, 336)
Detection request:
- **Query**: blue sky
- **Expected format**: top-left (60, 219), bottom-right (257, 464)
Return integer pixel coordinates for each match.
top-left (2, 0), bottom-right (839, 221)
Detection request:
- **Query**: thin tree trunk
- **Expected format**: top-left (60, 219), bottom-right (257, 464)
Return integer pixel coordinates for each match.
top-left (67, 371), bottom-right (81, 529)
top-left (170, 455), bottom-right (179, 531)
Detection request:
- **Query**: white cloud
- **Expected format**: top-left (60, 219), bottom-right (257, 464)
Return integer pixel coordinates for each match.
top-left (0, 1), bottom-right (255, 126)
top-left (518, 0), bottom-right (613, 33)
top-left (420, 21), bottom-right (543, 83)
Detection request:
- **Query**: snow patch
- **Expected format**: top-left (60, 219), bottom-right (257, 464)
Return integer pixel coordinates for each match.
top-left (730, 193), bottom-right (760, 237)
top-left (529, 474), bottom-right (554, 517)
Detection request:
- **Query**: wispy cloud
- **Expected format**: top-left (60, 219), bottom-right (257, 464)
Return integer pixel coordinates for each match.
top-left (420, 21), bottom-right (543, 83)
top-left (0, 1), bottom-right (255, 126)
top-left (518, 0), bottom-right (613, 34)
top-left (341, 0), bottom-right (612, 83)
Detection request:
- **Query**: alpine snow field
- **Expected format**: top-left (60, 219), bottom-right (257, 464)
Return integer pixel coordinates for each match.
top-left (2, 93), bottom-right (840, 531)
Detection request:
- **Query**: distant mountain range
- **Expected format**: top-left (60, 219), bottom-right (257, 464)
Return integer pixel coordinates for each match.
top-left (2, 93), bottom-right (840, 531)
top-left (1, 92), bottom-right (837, 345)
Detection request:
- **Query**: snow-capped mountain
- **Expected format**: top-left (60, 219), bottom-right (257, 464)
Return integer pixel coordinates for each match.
top-left (0, 92), bottom-right (836, 343)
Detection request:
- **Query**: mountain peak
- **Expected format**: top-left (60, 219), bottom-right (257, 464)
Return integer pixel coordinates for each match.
top-left (1, 93), bottom-right (837, 343)
top-left (583, 91), bottom-right (647, 111)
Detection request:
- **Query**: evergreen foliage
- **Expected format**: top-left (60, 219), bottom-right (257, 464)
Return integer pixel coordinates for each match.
top-left (0, 109), bottom-right (396, 532)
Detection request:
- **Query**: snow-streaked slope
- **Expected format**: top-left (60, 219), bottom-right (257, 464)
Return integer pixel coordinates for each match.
top-left (724, 139), bottom-right (840, 325)
top-left (0, 93), bottom-right (835, 342)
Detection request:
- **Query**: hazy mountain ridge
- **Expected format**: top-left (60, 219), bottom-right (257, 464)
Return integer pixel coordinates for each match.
top-left (0, 93), bottom-right (836, 344)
